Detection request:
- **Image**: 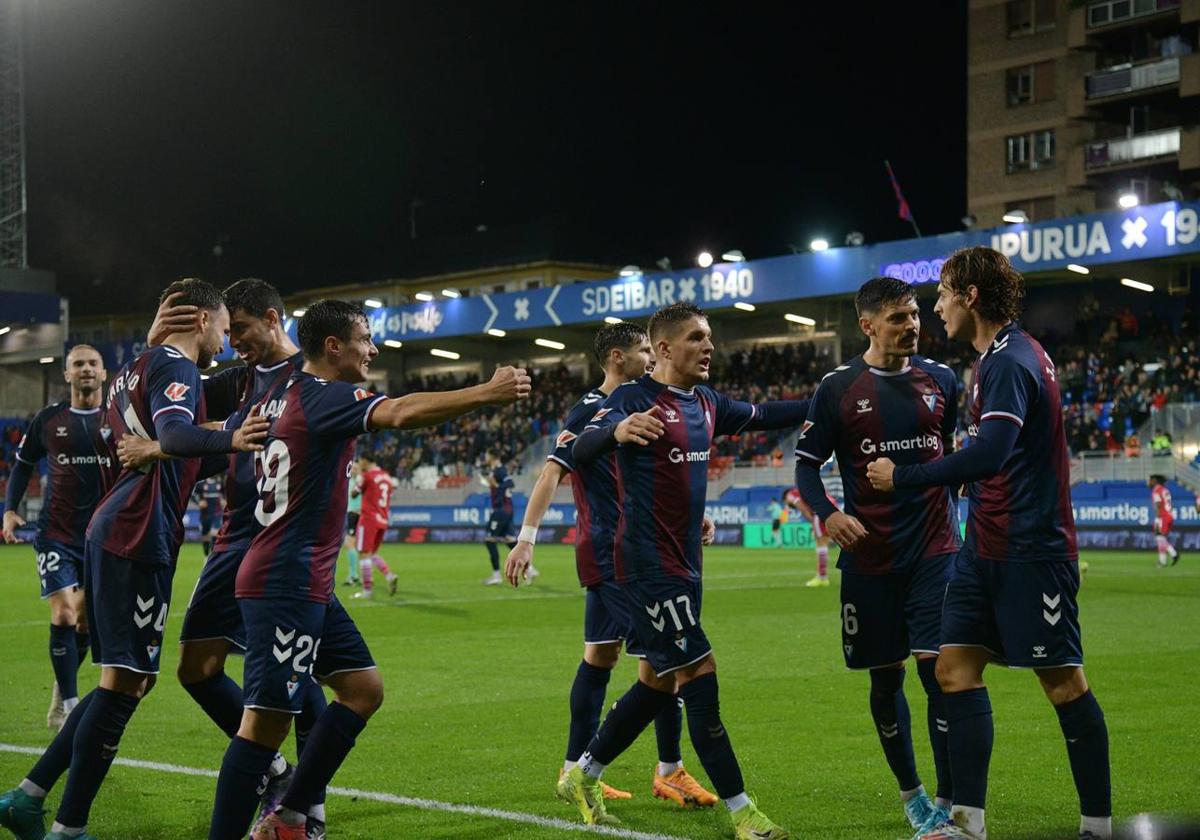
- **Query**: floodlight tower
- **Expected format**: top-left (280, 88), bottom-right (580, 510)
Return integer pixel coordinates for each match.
top-left (0, 0), bottom-right (27, 269)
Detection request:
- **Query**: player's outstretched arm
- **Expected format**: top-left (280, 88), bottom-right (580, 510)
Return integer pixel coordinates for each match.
top-left (369, 365), bottom-right (531, 431)
top-left (867, 418), bottom-right (1021, 492)
top-left (504, 459), bottom-right (567, 587)
top-left (794, 457), bottom-right (866, 549)
top-left (1, 458), bottom-right (33, 543)
top-left (742, 398), bottom-right (812, 431)
top-left (573, 405), bottom-right (664, 465)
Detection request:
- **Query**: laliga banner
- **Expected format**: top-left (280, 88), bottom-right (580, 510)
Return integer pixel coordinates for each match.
top-left (349, 201), bottom-right (1200, 343)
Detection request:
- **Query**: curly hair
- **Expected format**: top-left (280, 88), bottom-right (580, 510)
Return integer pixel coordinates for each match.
top-left (940, 246), bottom-right (1025, 324)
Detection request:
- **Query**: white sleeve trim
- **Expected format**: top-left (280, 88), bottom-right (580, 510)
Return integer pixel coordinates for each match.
top-left (14, 451), bottom-right (35, 465)
top-left (362, 394), bottom-right (389, 431)
top-left (152, 405), bottom-right (194, 422)
top-left (546, 454), bottom-right (574, 473)
top-left (980, 410), bottom-right (1024, 427)
top-left (795, 448), bottom-right (827, 464)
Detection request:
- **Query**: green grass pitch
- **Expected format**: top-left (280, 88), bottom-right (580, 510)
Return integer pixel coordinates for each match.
top-left (0, 544), bottom-right (1196, 838)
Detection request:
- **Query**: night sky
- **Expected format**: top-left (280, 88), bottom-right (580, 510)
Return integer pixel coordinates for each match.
top-left (22, 2), bottom-right (967, 309)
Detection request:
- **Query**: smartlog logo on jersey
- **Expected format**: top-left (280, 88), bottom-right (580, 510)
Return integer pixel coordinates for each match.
top-left (859, 434), bottom-right (940, 456)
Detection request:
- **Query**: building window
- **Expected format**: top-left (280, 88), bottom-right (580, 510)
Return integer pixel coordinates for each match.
top-left (1006, 61), bottom-right (1056, 106)
top-left (1087, 0), bottom-right (1178, 29)
top-left (1006, 129), bottom-right (1056, 172)
top-left (1005, 196), bottom-right (1056, 222)
top-left (1007, 0), bottom-right (1057, 37)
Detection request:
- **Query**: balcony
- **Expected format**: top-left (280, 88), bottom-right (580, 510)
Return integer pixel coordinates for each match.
top-left (1068, 126), bottom-right (1200, 184)
top-left (1069, 0), bottom-right (1194, 47)
top-left (1088, 56), bottom-right (1180, 99)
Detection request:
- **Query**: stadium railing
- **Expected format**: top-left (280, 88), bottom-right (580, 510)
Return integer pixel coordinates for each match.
top-left (1071, 451), bottom-right (1200, 491)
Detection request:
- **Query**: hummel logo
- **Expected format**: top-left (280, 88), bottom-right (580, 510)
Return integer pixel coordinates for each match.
top-left (663, 408), bottom-right (681, 424)
top-left (275, 627), bottom-right (296, 644)
top-left (856, 399), bottom-right (872, 414)
top-left (1033, 645), bottom-right (1047, 659)
top-left (646, 603), bottom-right (666, 633)
top-left (137, 595), bottom-right (155, 611)
top-left (133, 594), bottom-right (155, 629)
top-left (992, 335), bottom-right (1010, 352)
top-left (56, 426), bottom-right (68, 437)
top-left (1043, 593), bottom-right (1060, 609)
top-left (936, 718), bottom-right (948, 733)
top-left (879, 723), bottom-right (900, 739)
top-left (1042, 593), bottom-right (1062, 626)
top-left (582, 394), bottom-right (602, 405)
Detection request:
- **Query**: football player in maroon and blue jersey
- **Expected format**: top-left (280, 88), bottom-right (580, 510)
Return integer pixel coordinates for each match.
top-left (795, 277), bottom-right (960, 835)
top-left (867, 247), bottom-right (1111, 840)
top-left (208, 299), bottom-right (531, 840)
top-left (3, 345), bottom-right (108, 732)
top-left (504, 321), bottom-right (718, 809)
top-left (562, 303), bottom-right (807, 840)
top-left (0, 279), bottom-right (270, 840)
top-left (482, 453), bottom-right (518, 584)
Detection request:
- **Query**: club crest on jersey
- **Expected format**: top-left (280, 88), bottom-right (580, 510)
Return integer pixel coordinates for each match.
top-left (590, 408), bottom-right (612, 423)
top-left (555, 429), bottom-right (578, 449)
top-left (163, 382), bottom-right (191, 402)
top-left (146, 642), bottom-right (160, 661)
top-left (55, 426), bottom-right (68, 437)
top-left (674, 636), bottom-right (687, 652)
top-left (353, 388), bottom-right (375, 401)
top-left (286, 674), bottom-right (301, 699)
top-left (923, 394), bottom-right (937, 412)
top-left (798, 420), bottom-right (814, 439)
top-left (856, 398), bottom-right (872, 414)
top-left (100, 427), bottom-right (112, 441)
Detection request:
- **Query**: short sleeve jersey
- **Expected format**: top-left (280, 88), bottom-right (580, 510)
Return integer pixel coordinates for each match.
top-left (1152, 484), bottom-right (1173, 526)
top-left (13, 401), bottom-right (110, 548)
top-left (360, 466), bottom-right (395, 528)
top-left (795, 354), bottom-right (961, 574)
top-left (490, 466), bottom-right (514, 515)
top-left (547, 387), bottom-right (617, 587)
top-left (236, 373), bottom-right (387, 603)
top-left (196, 477), bottom-right (224, 508)
top-left (212, 353), bottom-right (304, 553)
top-left (964, 323), bottom-right (1078, 562)
top-left (584, 374), bottom-right (757, 583)
top-left (86, 346), bottom-right (207, 565)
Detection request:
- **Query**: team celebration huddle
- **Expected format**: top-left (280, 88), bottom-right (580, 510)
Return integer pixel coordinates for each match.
top-left (0, 246), bottom-right (1118, 840)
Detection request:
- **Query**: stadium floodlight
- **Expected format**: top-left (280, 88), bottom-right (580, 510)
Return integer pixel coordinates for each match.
top-left (441, 288), bottom-right (461, 298)
top-left (785, 313), bottom-right (817, 326)
top-left (1002, 210), bottom-right (1028, 224)
top-left (603, 316), bottom-right (623, 324)
top-left (430, 348), bottom-right (460, 359)
top-left (535, 338), bottom-right (566, 350)
top-left (697, 251), bottom-right (714, 268)
top-left (0, 326), bottom-right (9, 336)
top-left (1118, 193), bottom-right (1139, 209)
top-left (1120, 277), bottom-right (1154, 292)
top-left (486, 328), bottom-right (506, 337)
top-left (383, 340), bottom-right (403, 349)
top-left (1067, 264), bottom-right (1090, 275)
top-left (733, 302), bottom-right (756, 312)
top-left (292, 308), bottom-right (306, 317)
top-left (414, 292), bottom-right (434, 302)
top-left (809, 238), bottom-right (829, 252)
top-left (363, 298), bottom-right (384, 309)
top-left (721, 250), bottom-right (746, 262)
top-left (619, 265), bottom-right (642, 277)
top-left (39, 356), bottom-right (54, 364)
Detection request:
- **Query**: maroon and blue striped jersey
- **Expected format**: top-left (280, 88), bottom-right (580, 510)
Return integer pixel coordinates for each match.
top-left (795, 354), bottom-right (961, 574)
top-left (964, 324), bottom-right (1078, 562)
top-left (86, 346), bottom-right (207, 565)
top-left (547, 387), bottom-right (616, 587)
top-left (13, 402), bottom-right (110, 548)
top-left (236, 372), bottom-right (387, 603)
top-left (490, 465), bottom-right (514, 515)
top-left (211, 353), bottom-right (304, 552)
top-left (584, 374), bottom-right (757, 583)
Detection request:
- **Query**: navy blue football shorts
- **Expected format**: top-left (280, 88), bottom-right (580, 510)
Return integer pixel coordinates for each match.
top-left (34, 538), bottom-right (84, 599)
top-left (941, 546), bottom-right (1083, 669)
top-left (486, 511), bottom-right (515, 540)
top-left (583, 580), bottom-right (644, 657)
top-left (240, 594), bottom-right (375, 714)
top-left (179, 548), bottom-right (246, 651)
top-left (199, 511), bottom-right (217, 535)
top-left (840, 553), bottom-right (953, 670)
top-left (83, 540), bottom-right (174, 674)
top-left (622, 576), bottom-right (711, 677)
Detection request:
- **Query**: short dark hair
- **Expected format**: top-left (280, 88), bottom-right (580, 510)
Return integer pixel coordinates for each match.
top-left (647, 302), bottom-right (706, 343)
top-left (1150, 474), bottom-right (1167, 485)
top-left (159, 278), bottom-right (224, 312)
top-left (297, 299), bottom-right (368, 360)
top-left (593, 322), bottom-right (648, 367)
top-left (855, 276), bottom-right (916, 318)
top-left (940, 246), bottom-right (1025, 324)
top-left (223, 278), bottom-right (285, 321)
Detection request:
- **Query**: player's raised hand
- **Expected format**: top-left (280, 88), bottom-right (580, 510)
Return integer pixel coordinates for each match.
top-left (615, 405), bottom-right (665, 446)
top-left (2, 510), bottom-right (27, 544)
top-left (117, 435), bottom-right (165, 470)
top-left (866, 457), bottom-right (896, 492)
top-left (825, 511), bottom-right (868, 550)
top-left (147, 291), bottom-right (201, 346)
top-left (701, 516), bottom-right (716, 546)
top-left (232, 406), bottom-right (270, 452)
top-left (486, 366), bottom-right (532, 404)
top-left (504, 540), bottom-right (534, 588)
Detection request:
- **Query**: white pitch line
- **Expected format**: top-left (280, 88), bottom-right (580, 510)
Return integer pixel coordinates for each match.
top-left (0, 744), bottom-right (691, 840)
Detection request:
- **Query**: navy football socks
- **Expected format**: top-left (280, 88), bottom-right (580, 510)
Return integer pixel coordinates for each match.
top-left (486, 542), bottom-right (500, 571)
top-left (27, 690), bottom-right (95, 794)
top-left (566, 661), bottom-right (611, 762)
top-left (869, 666), bottom-right (920, 792)
top-left (917, 657), bottom-right (952, 802)
top-left (183, 670), bottom-right (245, 739)
top-left (74, 629), bottom-right (90, 671)
top-left (678, 673), bottom-right (745, 799)
top-left (654, 696), bottom-right (684, 764)
top-left (280, 702), bottom-right (366, 818)
top-left (1054, 690), bottom-right (1112, 818)
top-left (296, 679), bottom-right (329, 805)
top-left (208, 736), bottom-right (277, 840)
top-left (55, 687), bottom-right (139, 829)
top-left (943, 687), bottom-right (993, 810)
top-left (585, 680), bottom-right (676, 766)
top-left (49, 625), bottom-right (79, 702)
